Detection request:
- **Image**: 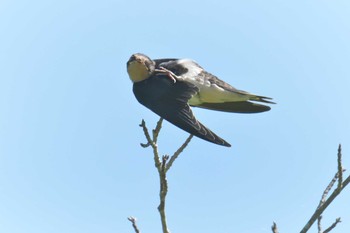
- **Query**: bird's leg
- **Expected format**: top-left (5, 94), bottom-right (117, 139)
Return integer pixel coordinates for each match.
top-left (154, 67), bottom-right (178, 83)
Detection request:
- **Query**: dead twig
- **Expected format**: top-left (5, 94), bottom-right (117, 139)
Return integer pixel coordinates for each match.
top-left (300, 144), bottom-right (349, 233)
top-left (158, 155), bottom-right (170, 233)
top-left (317, 216), bottom-right (322, 233)
top-left (274, 144), bottom-right (349, 233)
top-left (129, 118), bottom-right (192, 233)
top-left (337, 145), bottom-right (343, 191)
top-left (271, 222), bottom-right (279, 233)
top-left (323, 218), bottom-right (341, 233)
top-left (166, 134), bottom-right (193, 172)
top-left (128, 216), bottom-right (140, 233)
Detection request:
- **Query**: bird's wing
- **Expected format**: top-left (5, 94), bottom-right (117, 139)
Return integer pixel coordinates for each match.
top-left (158, 59), bottom-right (275, 113)
top-left (157, 58), bottom-right (203, 77)
top-left (193, 101), bottom-right (271, 113)
top-left (154, 58), bottom-right (178, 67)
top-left (133, 75), bottom-right (231, 147)
top-left (204, 73), bottom-right (275, 104)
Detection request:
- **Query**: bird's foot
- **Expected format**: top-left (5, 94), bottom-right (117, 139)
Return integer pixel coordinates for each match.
top-left (154, 67), bottom-right (177, 83)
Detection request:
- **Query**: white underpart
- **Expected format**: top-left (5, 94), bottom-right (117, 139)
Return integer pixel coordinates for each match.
top-left (173, 59), bottom-right (250, 105)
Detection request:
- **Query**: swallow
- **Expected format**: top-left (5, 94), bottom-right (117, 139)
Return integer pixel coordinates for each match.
top-left (127, 53), bottom-right (274, 147)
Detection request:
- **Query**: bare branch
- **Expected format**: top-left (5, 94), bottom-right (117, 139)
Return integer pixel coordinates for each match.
top-left (323, 218), bottom-right (341, 233)
top-left (271, 222), bottom-right (279, 233)
top-left (337, 144), bottom-right (343, 191)
top-left (139, 119), bottom-right (169, 233)
top-left (137, 118), bottom-right (192, 233)
top-left (318, 172), bottom-right (341, 209)
top-left (153, 118), bottom-right (163, 143)
top-left (166, 134), bottom-right (193, 172)
top-left (342, 174), bottom-right (350, 192)
top-left (158, 155), bottom-right (170, 233)
top-left (139, 120), bottom-right (153, 148)
top-left (139, 119), bottom-right (162, 171)
top-left (128, 216), bottom-right (141, 233)
top-left (317, 216), bottom-right (322, 233)
top-left (300, 144), bottom-right (349, 233)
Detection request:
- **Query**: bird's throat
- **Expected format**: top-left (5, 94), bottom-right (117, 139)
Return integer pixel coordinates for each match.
top-left (127, 61), bottom-right (151, 82)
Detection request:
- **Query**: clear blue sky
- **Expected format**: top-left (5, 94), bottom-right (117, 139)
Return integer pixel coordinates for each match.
top-left (1, 1), bottom-right (350, 233)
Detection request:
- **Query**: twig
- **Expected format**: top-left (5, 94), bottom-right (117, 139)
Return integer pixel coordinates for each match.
top-left (139, 119), bottom-right (162, 171)
top-left (316, 167), bottom-right (346, 233)
top-left (337, 144), bottom-right (343, 191)
top-left (135, 118), bottom-right (192, 233)
top-left (139, 120), bottom-right (153, 148)
top-left (318, 171), bottom-right (343, 209)
top-left (153, 118), bottom-right (163, 144)
top-left (271, 222), bottom-right (279, 233)
top-left (317, 216), bottom-right (322, 233)
top-left (323, 218), bottom-right (341, 233)
top-left (158, 155), bottom-right (170, 233)
top-left (128, 216), bottom-right (140, 233)
top-left (166, 134), bottom-right (193, 172)
top-left (300, 144), bottom-right (349, 233)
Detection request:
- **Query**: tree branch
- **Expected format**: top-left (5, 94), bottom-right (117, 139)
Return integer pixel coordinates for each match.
top-left (158, 155), bottom-right (170, 233)
top-left (337, 144), bottom-right (343, 191)
top-left (271, 222), bottom-right (279, 233)
top-left (153, 118), bottom-right (163, 144)
top-left (139, 119), bottom-right (162, 172)
top-left (300, 144), bottom-right (349, 233)
top-left (131, 118), bottom-right (192, 233)
top-left (166, 134), bottom-right (193, 172)
top-left (318, 171), bottom-right (341, 209)
top-left (128, 216), bottom-right (141, 233)
top-left (135, 125), bottom-right (350, 233)
top-left (323, 218), bottom-right (341, 233)
top-left (317, 216), bottom-right (322, 233)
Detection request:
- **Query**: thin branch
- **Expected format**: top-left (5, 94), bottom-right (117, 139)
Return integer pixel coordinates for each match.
top-left (136, 118), bottom-right (192, 233)
top-left (158, 155), bottom-right (170, 233)
top-left (128, 216), bottom-right (141, 233)
top-left (139, 119), bottom-right (169, 233)
top-left (318, 171), bottom-right (342, 209)
top-left (317, 216), bottom-right (322, 233)
top-left (271, 222), bottom-right (279, 233)
top-left (323, 218), bottom-right (341, 233)
top-left (166, 134), bottom-right (193, 172)
top-left (139, 119), bottom-right (153, 148)
top-left (342, 174), bottom-right (350, 191)
top-left (153, 118), bottom-right (163, 143)
top-left (300, 144), bottom-right (349, 233)
top-left (139, 119), bottom-right (162, 171)
top-left (337, 144), bottom-right (343, 191)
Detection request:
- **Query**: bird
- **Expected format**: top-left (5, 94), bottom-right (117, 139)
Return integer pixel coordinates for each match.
top-left (127, 53), bottom-right (274, 147)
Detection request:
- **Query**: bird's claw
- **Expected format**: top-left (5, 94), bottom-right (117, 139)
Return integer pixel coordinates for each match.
top-left (155, 67), bottom-right (177, 83)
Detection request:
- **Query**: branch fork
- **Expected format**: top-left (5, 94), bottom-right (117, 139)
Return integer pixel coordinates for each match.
top-left (273, 144), bottom-right (350, 233)
top-left (130, 118), bottom-right (193, 233)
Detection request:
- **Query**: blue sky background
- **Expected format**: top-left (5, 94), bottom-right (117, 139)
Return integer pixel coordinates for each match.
top-left (1, 1), bottom-right (350, 233)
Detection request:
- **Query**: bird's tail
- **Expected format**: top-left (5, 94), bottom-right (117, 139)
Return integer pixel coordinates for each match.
top-left (249, 95), bottom-right (275, 104)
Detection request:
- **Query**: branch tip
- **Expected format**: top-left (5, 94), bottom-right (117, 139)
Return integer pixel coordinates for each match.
top-left (128, 216), bottom-right (141, 233)
top-left (337, 143), bottom-right (343, 191)
top-left (317, 216), bottom-right (322, 233)
top-left (166, 134), bottom-right (193, 172)
top-left (300, 144), bottom-right (349, 233)
top-left (139, 119), bottom-right (145, 127)
top-left (140, 142), bottom-right (151, 148)
top-left (162, 154), bottom-right (170, 161)
top-left (271, 222), bottom-right (278, 233)
top-left (323, 217), bottom-right (341, 233)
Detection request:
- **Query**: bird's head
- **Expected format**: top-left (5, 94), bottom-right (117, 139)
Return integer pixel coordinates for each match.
top-left (127, 53), bottom-right (155, 82)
